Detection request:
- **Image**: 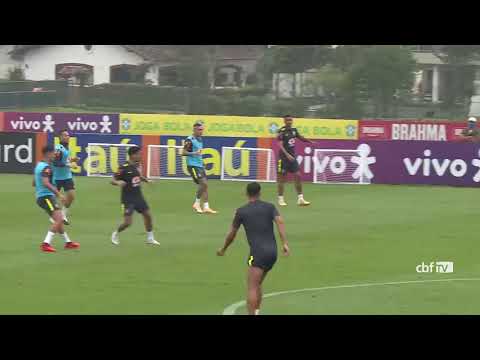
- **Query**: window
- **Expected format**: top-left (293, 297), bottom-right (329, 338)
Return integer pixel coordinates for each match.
top-left (158, 68), bottom-right (178, 86)
top-left (55, 63), bottom-right (94, 86)
top-left (110, 64), bottom-right (141, 83)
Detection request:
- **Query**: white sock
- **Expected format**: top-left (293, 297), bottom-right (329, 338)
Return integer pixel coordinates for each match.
top-left (298, 194), bottom-right (304, 200)
top-left (254, 309), bottom-right (260, 315)
top-left (204, 202), bottom-right (210, 209)
top-left (44, 231), bottom-right (55, 244)
top-left (63, 207), bottom-right (69, 217)
top-left (62, 232), bottom-right (71, 243)
top-left (195, 198), bottom-right (201, 205)
top-left (147, 231), bottom-right (154, 241)
top-left (278, 196), bottom-right (285, 201)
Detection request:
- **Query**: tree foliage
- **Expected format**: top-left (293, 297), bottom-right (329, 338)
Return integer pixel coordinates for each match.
top-left (348, 45), bottom-right (416, 116)
top-left (432, 45), bottom-right (480, 108)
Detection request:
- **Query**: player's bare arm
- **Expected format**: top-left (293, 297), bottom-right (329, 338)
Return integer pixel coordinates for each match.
top-left (182, 140), bottom-right (201, 156)
top-left (110, 176), bottom-right (126, 187)
top-left (42, 176), bottom-right (64, 203)
top-left (217, 224), bottom-right (239, 256)
top-left (140, 175), bottom-right (152, 183)
top-left (274, 215), bottom-right (290, 256)
top-left (298, 134), bottom-right (313, 144)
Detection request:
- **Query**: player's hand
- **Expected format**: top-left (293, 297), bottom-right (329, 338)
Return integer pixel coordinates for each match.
top-left (286, 154), bottom-right (295, 162)
top-left (195, 150), bottom-right (202, 156)
top-left (70, 157), bottom-right (79, 163)
top-left (282, 243), bottom-right (290, 256)
top-left (117, 180), bottom-right (127, 188)
top-left (216, 248), bottom-right (226, 256)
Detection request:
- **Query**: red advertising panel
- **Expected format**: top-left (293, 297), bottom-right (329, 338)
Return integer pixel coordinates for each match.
top-left (358, 120), bottom-right (391, 140)
top-left (360, 120), bottom-right (469, 142)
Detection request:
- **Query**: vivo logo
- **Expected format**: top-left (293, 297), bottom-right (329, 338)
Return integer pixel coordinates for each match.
top-left (403, 150), bottom-right (472, 178)
top-left (416, 261), bottom-right (454, 273)
top-left (67, 116), bottom-right (112, 133)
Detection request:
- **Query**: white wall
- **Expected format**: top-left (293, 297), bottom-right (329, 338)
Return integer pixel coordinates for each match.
top-left (22, 45), bottom-right (149, 85)
top-left (0, 45), bottom-right (21, 79)
top-left (145, 64), bottom-right (159, 85)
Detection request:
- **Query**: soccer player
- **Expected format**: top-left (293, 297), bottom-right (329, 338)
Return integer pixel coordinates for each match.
top-left (52, 129), bottom-right (79, 224)
top-left (217, 182), bottom-right (290, 315)
top-left (277, 115), bottom-right (312, 207)
top-left (111, 146), bottom-right (159, 246)
top-left (459, 117), bottom-right (480, 141)
top-left (182, 121), bottom-right (217, 214)
top-left (34, 144), bottom-right (80, 252)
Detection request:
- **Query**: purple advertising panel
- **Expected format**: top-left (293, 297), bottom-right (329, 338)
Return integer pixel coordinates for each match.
top-left (272, 139), bottom-right (480, 186)
top-left (4, 112), bottom-right (119, 134)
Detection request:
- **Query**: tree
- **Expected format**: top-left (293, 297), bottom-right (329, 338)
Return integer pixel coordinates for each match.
top-left (8, 67), bottom-right (25, 81)
top-left (256, 45), bottom-right (332, 91)
top-left (173, 46), bottom-right (214, 88)
top-left (349, 45), bottom-right (416, 117)
top-left (432, 45), bottom-right (480, 110)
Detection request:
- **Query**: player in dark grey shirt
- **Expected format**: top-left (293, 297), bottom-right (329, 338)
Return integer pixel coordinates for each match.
top-left (217, 182), bottom-right (290, 315)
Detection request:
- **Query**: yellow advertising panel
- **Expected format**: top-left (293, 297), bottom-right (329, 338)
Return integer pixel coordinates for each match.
top-left (119, 114), bottom-right (358, 140)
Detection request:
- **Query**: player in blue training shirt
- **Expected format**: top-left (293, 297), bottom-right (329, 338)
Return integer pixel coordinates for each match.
top-left (33, 144), bottom-right (80, 253)
top-left (52, 129), bottom-right (79, 225)
top-left (182, 121), bottom-right (217, 214)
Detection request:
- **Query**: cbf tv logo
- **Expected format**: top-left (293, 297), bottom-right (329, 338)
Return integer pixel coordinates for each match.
top-left (416, 261), bottom-right (454, 273)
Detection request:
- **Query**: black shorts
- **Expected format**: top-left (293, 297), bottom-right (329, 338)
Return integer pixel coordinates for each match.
top-left (187, 166), bottom-right (206, 184)
top-left (247, 251), bottom-right (277, 272)
top-left (277, 157), bottom-right (299, 175)
top-left (56, 178), bottom-right (75, 191)
top-left (122, 196), bottom-right (149, 216)
top-left (37, 196), bottom-right (61, 216)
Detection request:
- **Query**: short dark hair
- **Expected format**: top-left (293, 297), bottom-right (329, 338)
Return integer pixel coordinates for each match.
top-left (193, 121), bottom-right (204, 128)
top-left (42, 144), bottom-right (55, 155)
top-left (128, 146), bottom-right (141, 156)
top-left (283, 115), bottom-right (293, 119)
top-left (58, 128), bottom-right (69, 136)
top-left (246, 182), bottom-right (261, 197)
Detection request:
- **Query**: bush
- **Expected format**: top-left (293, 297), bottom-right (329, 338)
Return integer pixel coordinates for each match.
top-left (206, 95), bottom-right (228, 115)
top-left (8, 67), bottom-right (25, 81)
top-left (80, 83), bottom-right (205, 112)
top-left (228, 96), bottom-right (265, 116)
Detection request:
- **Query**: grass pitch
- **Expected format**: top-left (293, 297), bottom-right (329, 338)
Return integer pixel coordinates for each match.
top-left (1, 174), bottom-right (479, 314)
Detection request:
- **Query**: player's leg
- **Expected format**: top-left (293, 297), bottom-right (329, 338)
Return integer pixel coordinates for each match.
top-left (189, 167), bottom-right (204, 213)
top-left (256, 270), bottom-right (269, 313)
top-left (277, 176), bottom-right (287, 206)
top-left (277, 159), bottom-right (288, 206)
top-left (246, 266), bottom-right (266, 315)
top-left (61, 180), bottom-right (75, 221)
top-left (111, 204), bottom-right (134, 245)
top-left (53, 180), bottom-right (71, 225)
top-left (294, 171), bottom-right (310, 206)
top-left (139, 201), bottom-right (159, 245)
top-left (55, 207), bottom-right (79, 249)
top-left (40, 196), bottom-right (78, 251)
top-left (200, 175), bottom-right (217, 214)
